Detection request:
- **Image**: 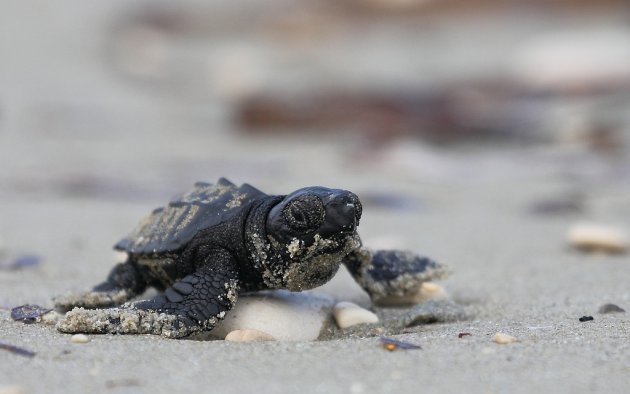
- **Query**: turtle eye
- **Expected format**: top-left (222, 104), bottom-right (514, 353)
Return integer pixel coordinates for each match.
top-left (283, 195), bottom-right (325, 231)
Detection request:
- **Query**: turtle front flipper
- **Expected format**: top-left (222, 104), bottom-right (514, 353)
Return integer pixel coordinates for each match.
top-left (53, 261), bottom-right (147, 311)
top-left (343, 248), bottom-right (450, 306)
top-left (57, 250), bottom-right (239, 338)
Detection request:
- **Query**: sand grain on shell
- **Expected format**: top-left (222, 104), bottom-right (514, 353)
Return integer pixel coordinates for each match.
top-left (70, 334), bottom-right (90, 343)
top-left (494, 332), bottom-right (518, 344)
top-left (567, 223), bottom-right (628, 253)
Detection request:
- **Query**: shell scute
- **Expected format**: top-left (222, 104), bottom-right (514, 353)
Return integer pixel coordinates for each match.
top-left (114, 179), bottom-right (266, 254)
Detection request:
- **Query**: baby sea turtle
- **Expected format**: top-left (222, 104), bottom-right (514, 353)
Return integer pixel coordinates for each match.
top-left (55, 178), bottom-right (447, 338)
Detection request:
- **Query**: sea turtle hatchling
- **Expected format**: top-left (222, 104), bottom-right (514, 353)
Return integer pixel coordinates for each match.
top-left (54, 178), bottom-right (448, 338)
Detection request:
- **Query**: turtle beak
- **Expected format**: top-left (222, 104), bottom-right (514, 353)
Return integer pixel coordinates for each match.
top-left (319, 191), bottom-right (362, 237)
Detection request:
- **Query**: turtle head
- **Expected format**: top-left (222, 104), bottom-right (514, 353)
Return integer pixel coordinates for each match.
top-left (264, 187), bottom-right (362, 291)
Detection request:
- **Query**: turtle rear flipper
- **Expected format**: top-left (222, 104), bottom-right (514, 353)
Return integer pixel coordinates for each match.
top-left (344, 248), bottom-right (450, 306)
top-left (53, 261), bottom-right (146, 311)
top-left (57, 250), bottom-right (239, 338)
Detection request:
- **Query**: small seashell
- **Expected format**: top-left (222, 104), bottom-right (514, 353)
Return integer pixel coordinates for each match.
top-left (567, 223), bottom-right (628, 254)
top-left (224, 329), bottom-right (276, 342)
top-left (493, 332), bottom-right (517, 344)
top-left (70, 334), bottom-right (90, 344)
top-left (333, 302), bottom-right (379, 329)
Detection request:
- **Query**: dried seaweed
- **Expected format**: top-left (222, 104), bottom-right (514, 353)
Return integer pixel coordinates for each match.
top-left (0, 341), bottom-right (36, 358)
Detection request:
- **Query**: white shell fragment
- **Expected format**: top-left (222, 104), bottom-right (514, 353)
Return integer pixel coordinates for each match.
top-left (567, 223), bottom-right (628, 254)
top-left (41, 311), bottom-right (62, 326)
top-left (493, 332), bottom-right (518, 344)
top-left (333, 301), bottom-right (379, 329)
top-left (70, 334), bottom-right (90, 343)
top-left (225, 329), bottom-right (276, 342)
top-left (417, 282), bottom-right (449, 302)
top-left (212, 290), bottom-right (334, 341)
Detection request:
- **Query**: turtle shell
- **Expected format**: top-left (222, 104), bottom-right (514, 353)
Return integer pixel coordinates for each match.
top-left (114, 178), bottom-right (266, 254)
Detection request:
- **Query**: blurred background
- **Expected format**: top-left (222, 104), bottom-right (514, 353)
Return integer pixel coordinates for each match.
top-left (1, 0), bottom-right (630, 300)
top-left (2, 0), bottom-right (630, 193)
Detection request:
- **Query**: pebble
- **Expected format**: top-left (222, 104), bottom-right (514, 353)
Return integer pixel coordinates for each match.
top-left (493, 332), bottom-right (518, 344)
top-left (212, 290), bottom-right (334, 341)
top-left (567, 223), bottom-right (628, 254)
top-left (70, 334), bottom-right (90, 344)
top-left (579, 316), bottom-right (594, 322)
top-left (41, 311), bottom-right (62, 325)
top-left (225, 329), bottom-right (276, 342)
top-left (598, 304), bottom-right (625, 314)
top-left (333, 302), bottom-right (379, 329)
